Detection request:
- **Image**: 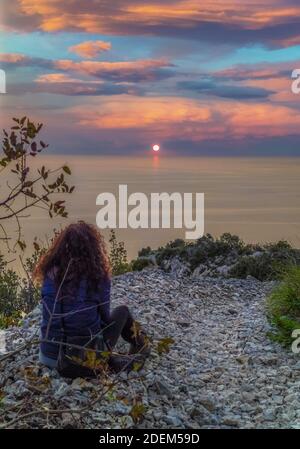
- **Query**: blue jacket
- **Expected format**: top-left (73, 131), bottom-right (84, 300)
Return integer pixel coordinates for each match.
top-left (40, 276), bottom-right (111, 360)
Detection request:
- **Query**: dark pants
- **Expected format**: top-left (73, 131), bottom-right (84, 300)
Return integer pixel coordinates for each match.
top-left (103, 305), bottom-right (135, 350)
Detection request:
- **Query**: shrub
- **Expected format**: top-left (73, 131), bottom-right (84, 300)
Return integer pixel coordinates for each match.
top-left (165, 238), bottom-right (186, 249)
top-left (156, 246), bottom-right (182, 265)
top-left (138, 246), bottom-right (152, 257)
top-left (0, 237), bottom-right (48, 328)
top-left (0, 258), bottom-right (41, 328)
top-left (230, 241), bottom-right (300, 281)
top-left (135, 234), bottom-right (249, 271)
top-left (130, 258), bottom-right (152, 272)
top-left (0, 269), bottom-right (20, 319)
top-left (229, 253), bottom-right (285, 281)
top-left (187, 233), bottom-right (245, 270)
top-left (109, 230), bottom-right (130, 276)
top-left (218, 233), bottom-right (245, 253)
top-left (266, 266), bottom-right (300, 346)
top-left (265, 240), bottom-right (292, 252)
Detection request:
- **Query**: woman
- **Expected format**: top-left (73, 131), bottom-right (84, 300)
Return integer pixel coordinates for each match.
top-left (34, 221), bottom-right (149, 374)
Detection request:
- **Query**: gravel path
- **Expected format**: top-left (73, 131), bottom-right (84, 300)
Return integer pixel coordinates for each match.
top-left (1, 268), bottom-right (299, 428)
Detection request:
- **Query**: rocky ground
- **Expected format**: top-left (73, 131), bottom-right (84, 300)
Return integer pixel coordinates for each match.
top-left (0, 267), bottom-right (299, 429)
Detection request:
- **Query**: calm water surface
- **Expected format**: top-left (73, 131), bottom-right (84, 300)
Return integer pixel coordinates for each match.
top-left (2, 156), bottom-right (300, 272)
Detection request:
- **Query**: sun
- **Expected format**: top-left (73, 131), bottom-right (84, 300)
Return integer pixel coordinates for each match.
top-left (152, 144), bottom-right (160, 152)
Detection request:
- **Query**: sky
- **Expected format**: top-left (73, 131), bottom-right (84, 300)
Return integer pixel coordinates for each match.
top-left (1, 0), bottom-right (300, 156)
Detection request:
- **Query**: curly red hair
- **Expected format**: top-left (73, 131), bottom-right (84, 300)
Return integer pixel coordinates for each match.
top-left (34, 222), bottom-right (111, 291)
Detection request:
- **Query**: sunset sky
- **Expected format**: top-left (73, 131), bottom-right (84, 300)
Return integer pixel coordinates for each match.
top-left (1, 0), bottom-right (300, 155)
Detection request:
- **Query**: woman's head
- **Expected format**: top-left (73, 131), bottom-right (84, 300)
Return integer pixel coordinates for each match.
top-left (34, 222), bottom-right (111, 289)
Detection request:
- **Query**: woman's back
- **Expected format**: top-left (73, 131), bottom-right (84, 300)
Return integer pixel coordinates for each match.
top-left (40, 275), bottom-right (111, 360)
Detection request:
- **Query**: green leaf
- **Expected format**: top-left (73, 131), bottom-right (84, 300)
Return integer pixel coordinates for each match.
top-left (33, 242), bottom-right (40, 252)
top-left (130, 402), bottom-right (146, 424)
top-left (17, 240), bottom-right (26, 251)
top-left (62, 165), bottom-right (71, 175)
top-left (156, 337), bottom-right (174, 355)
top-left (23, 181), bottom-right (33, 187)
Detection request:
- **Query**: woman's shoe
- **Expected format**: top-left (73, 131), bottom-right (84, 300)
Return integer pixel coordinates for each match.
top-left (129, 331), bottom-right (151, 357)
top-left (109, 353), bottom-right (147, 373)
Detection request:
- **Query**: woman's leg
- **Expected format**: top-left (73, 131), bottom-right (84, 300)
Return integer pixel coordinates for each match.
top-left (103, 305), bottom-right (150, 373)
top-left (103, 305), bottom-right (136, 350)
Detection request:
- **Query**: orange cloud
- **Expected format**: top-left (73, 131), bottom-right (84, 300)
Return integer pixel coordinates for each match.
top-left (68, 40), bottom-right (112, 59)
top-left (32, 73), bottom-right (134, 96)
top-left (223, 102), bottom-right (300, 138)
top-left (12, 0), bottom-right (299, 31)
top-left (2, 1), bottom-right (300, 47)
top-left (0, 53), bottom-right (29, 63)
top-left (1, 51), bottom-right (174, 82)
top-left (66, 95), bottom-right (300, 142)
top-left (71, 96), bottom-right (212, 131)
top-left (36, 73), bottom-right (80, 83)
top-left (53, 58), bottom-right (173, 81)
